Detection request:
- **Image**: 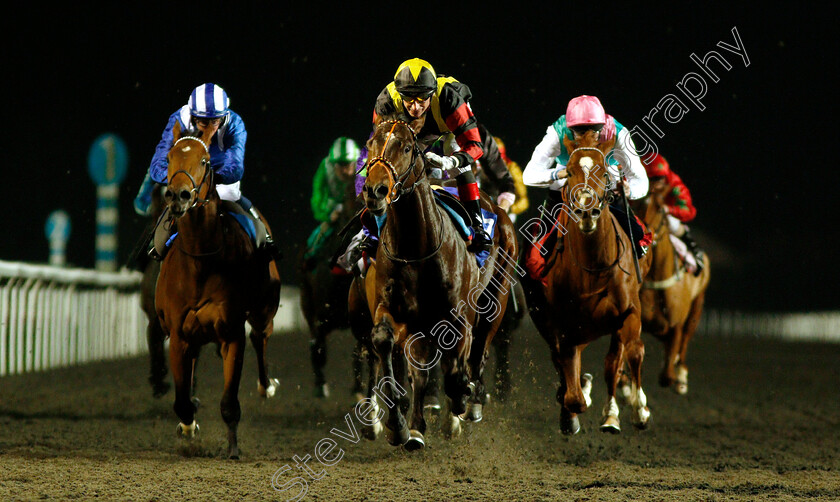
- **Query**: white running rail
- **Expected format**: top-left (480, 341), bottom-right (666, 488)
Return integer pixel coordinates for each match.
top-left (0, 260), bottom-right (145, 377)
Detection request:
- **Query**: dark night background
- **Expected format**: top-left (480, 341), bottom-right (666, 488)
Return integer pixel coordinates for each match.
top-left (3, 3), bottom-right (836, 312)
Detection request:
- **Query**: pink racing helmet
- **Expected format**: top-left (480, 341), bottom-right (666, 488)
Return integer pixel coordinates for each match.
top-left (566, 95), bottom-right (606, 127)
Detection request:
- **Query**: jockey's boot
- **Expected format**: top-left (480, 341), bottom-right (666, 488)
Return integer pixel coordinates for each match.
top-left (248, 206), bottom-right (283, 263)
top-left (679, 227), bottom-right (705, 276)
top-left (465, 199), bottom-right (493, 253)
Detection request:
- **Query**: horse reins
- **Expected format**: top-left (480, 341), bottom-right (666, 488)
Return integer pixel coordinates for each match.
top-left (364, 120), bottom-right (424, 204)
top-left (167, 135), bottom-right (223, 257)
top-left (170, 136), bottom-right (215, 210)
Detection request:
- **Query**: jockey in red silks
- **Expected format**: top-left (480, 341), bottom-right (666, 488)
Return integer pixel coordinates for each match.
top-left (641, 152), bottom-right (705, 275)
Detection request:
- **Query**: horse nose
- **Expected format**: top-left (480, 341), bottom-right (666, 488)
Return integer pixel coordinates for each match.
top-left (591, 208), bottom-right (601, 219)
top-left (367, 183), bottom-right (389, 201)
top-left (179, 189), bottom-right (191, 201)
top-left (164, 188), bottom-right (174, 201)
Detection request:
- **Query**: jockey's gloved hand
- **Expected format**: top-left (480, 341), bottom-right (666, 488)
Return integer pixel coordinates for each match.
top-left (425, 152), bottom-right (465, 178)
top-left (497, 192), bottom-right (515, 212)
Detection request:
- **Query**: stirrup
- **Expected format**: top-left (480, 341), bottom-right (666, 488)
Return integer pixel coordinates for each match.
top-left (148, 247), bottom-right (164, 262)
top-left (469, 227), bottom-right (493, 252)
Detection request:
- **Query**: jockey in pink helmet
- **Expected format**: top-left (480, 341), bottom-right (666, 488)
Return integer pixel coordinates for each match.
top-left (522, 95), bottom-right (651, 269)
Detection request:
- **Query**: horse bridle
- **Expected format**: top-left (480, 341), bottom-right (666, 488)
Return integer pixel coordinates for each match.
top-left (363, 120), bottom-right (424, 204)
top-left (563, 146), bottom-right (615, 213)
top-left (364, 119), bottom-right (445, 263)
top-left (169, 136), bottom-right (215, 211)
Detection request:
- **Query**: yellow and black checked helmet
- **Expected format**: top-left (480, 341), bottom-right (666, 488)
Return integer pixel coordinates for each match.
top-left (394, 58), bottom-right (437, 98)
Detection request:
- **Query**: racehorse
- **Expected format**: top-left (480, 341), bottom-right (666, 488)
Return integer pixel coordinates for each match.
top-left (298, 174), bottom-right (364, 399)
top-left (525, 130), bottom-right (652, 435)
top-left (357, 114), bottom-right (517, 450)
top-left (635, 182), bottom-right (710, 395)
top-left (155, 122), bottom-right (282, 459)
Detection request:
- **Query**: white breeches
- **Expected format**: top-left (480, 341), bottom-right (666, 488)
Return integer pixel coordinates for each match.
top-left (217, 181), bottom-right (241, 202)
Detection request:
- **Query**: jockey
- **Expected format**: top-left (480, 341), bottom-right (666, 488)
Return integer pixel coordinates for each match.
top-left (304, 136), bottom-right (361, 269)
top-left (522, 95), bottom-right (651, 258)
top-left (357, 57), bottom-right (494, 253)
top-left (641, 152), bottom-right (705, 275)
top-left (133, 83), bottom-right (280, 261)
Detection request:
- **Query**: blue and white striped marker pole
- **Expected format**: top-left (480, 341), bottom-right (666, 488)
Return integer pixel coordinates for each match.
top-left (45, 210), bottom-right (71, 267)
top-left (95, 184), bottom-right (119, 271)
top-left (88, 133), bottom-right (128, 272)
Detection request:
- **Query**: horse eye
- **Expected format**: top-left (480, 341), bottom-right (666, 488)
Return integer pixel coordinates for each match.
top-left (404, 146), bottom-right (411, 154)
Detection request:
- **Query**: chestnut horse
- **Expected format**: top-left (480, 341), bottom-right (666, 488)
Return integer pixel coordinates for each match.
top-left (155, 123), bottom-right (281, 459)
top-left (636, 183), bottom-right (710, 394)
top-left (358, 114), bottom-right (517, 450)
top-left (526, 130), bottom-right (652, 435)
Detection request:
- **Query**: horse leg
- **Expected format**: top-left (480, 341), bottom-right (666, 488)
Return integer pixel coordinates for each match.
top-left (170, 335), bottom-right (199, 438)
top-left (622, 316), bottom-right (651, 430)
top-left (440, 355), bottom-right (464, 440)
top-left (147, 318), bottom-right (169, 398)
top-left (360, 348), bottom-right (383, 441)
top-left (309, 323), bottom-right (330, 398)
top-left (676, 293), bottom-right (707, 395)
top-left (404, 364), bottom-right (429, 451)
top-left (659, 325), bottom-right (683, 390)
top-left (555, 343), bottom-right (590, 435)
top-left (600, 334), bottom-right (625, 434)
top-left (250, 325), bottom-right (279, 399)
top-left (371, 316), bottom-right (409, 446)
top-left (220, 335), bottom-right (246, 459)
top-left (424, 363), bottom-right (442, 416)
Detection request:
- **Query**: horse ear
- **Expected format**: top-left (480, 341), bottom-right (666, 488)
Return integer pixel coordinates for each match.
top-left (172, 121), bottom-right (182, 142)
top-left (562, 134), bottom-right (576, 155)
top-left (599, 134), bottom-right (616, 154)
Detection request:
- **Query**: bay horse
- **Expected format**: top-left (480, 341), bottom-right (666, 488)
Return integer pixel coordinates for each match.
top-left (155, 122), bottom-right (282, 459)
top-left (635, 182), bottom-right (710, 394)
top-left (525, 130), bottom-right (652, 435)
top-left (358, 114), bottom-right (517, 450)
top-left (298, 173), bottom-right (365, 399)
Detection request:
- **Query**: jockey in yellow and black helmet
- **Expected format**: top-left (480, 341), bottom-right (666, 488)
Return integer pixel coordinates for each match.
top-left (363, 58), bottom-right (493, 252)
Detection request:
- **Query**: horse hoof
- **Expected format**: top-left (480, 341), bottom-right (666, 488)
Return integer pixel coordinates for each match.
top-left (675, 366), bottom-right (689, 395)
top-left (560, 410), bottom-right (580, 435)
top-left (443, 415), bottom-right (462, 439)
top-left (228, 447), bottom-right (241, 460)
top-left (424, 396), bottom-right (442, 416)
top-left (258, 378), bottom-right (279, 398)
top-left (362, 421), bottom-right (383, 441)
top-left (599, 416), bottom-right (621, 434)
top-left (312, 383), bottom-right (330, 399)
top-left (459, 403), bottom-right (483, 423)
top-left (674, 382), bottom-right (688, 395)
top-left (176, 421), bottom-right (199, 438)
top-left (482, 392), bottom-right (491, 406)
top-left (384, 425), bottom-right (410, 446)
top-left (403, 430), bottom-right (426, 451)
top-left (633, 407), bottom-right (652, 430)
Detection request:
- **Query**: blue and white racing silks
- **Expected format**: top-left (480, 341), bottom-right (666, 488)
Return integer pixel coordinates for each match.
top-left (148, 105), bottom-right (247, 186)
